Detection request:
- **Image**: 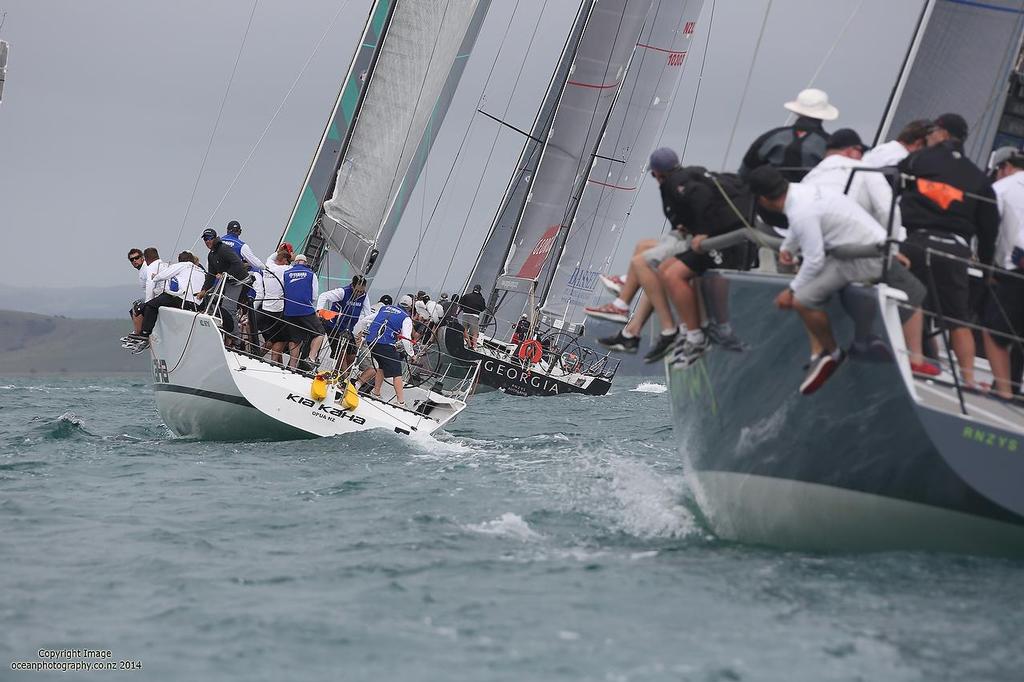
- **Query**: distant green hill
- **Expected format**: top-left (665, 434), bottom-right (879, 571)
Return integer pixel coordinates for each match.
top-left (0, 309), bottom-right (148, 375)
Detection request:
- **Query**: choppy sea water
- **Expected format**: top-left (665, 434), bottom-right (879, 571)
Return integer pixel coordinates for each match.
top-left (1, 376), bottom-right (1022, 681)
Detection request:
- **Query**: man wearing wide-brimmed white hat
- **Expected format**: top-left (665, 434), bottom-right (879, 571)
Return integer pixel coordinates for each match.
top-left (739, 88), bottom-right (839, 182)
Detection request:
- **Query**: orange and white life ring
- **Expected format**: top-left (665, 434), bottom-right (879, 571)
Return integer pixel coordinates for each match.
top-left (517, 339), bottom-right (543, 364)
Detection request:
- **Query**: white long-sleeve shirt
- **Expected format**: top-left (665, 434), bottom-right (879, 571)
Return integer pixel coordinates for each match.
top-left (259, 263), bottom-right (289, 313)
top-left (238, 243), bottom-right (264, 271)
top-left (136, 264), bottom-right (147, 293)
top-left (780, 183), bottom-right (888, 292)
top-left (151, 262), bottom-right (206, 305)
top-left (144, 259), bottom-right (168, 302)
top-left (861, 139), bottom-right (909, 168)
top-left (993, 171), bottom-right (1024, 270)
top-left (802, 154), bottom-right (904, 240)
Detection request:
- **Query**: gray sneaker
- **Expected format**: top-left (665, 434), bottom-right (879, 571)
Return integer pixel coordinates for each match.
top-left (706, 323), bottom-right (746, 352)
top-left (669, 333), bottom-right (710, 368)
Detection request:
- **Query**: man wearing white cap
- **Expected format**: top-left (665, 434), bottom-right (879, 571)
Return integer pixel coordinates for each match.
top-left (739, 88), bottom-right (838, 182)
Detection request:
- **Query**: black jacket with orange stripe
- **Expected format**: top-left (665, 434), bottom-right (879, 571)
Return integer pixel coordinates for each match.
top-left (898, 140), bottom-right (999, 265)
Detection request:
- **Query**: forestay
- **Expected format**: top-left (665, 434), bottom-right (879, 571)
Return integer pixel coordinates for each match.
top-left (541, 0), bottom-right (704, 322)
top-left (493, 0), bottom-right (654, 322)
top-left (322, 0), bottom-right (481, 274)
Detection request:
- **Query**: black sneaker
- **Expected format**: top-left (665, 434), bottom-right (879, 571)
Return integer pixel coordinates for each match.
top-left (598, 331), bottom-right (639, 353)
top-left (643, 331), bottom-right (678, 363)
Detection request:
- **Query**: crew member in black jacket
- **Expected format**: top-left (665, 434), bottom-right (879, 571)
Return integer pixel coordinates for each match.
top-left (898, 113), bottom-right (999, 387)
top-left (197, 227), bottom-right (249, 338)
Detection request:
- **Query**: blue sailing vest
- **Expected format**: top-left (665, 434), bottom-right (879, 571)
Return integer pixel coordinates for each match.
top-left (283, 264), bottom-right (316, 317)
top-left (325, 286), bottom-right (366, 332)
top-left (366, 305), bottom-right (408, 346)
top-left (220, 233), bottom-right (245, 258)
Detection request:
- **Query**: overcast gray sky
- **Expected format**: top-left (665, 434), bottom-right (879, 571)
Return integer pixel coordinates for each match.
top-left (0, 0), bottom-right (926, 290)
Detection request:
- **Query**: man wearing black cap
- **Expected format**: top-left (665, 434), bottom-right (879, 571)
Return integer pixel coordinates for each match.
top-left (898, 112), bottom-right (1000, 388)
top-left (197, 228), bottom-right (249, 342)
top-left (459, 284), bottom-right (487, 348)
top-left (803, 128), bottom-right (900, 233)
top-left (746, 165), bottom-right (931, 394)
top-left (219, 220), bottom-right (264, 270)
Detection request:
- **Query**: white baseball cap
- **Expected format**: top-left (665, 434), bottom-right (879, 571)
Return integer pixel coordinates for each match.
top-left (398, 294), bottom-right (414, 309)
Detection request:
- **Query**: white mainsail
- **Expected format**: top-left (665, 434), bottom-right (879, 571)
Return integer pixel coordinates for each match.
top-left (322, 0), bottom-right (481, 274)
top-left (541, 1), bottom-right (704, 321)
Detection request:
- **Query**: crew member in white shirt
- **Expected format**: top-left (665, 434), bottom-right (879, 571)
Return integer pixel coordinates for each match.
top-left (142, 247), bottom-right (168, 303)
top-left (135, 251), bottom-right (204, 339)
top-left (982, 152), bottom-right (1024, 399)
top-left (802, 128), bottom-right (903, 238)
top-left (127, 247), bottom-right (146, 334)
top-left (748, 166), bottom-right (930, 395)
top-left (860, 119), bottom-right (930, 167)
top-left (258, 248), bottom-right (292, 364)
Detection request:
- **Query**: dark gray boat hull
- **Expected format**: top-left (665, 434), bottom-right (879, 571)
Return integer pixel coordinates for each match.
top-left (668, 271), bottom-right (1024, 556)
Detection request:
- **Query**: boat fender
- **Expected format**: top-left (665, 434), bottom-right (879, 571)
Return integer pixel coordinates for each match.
top-left (517, 339), bottom-right (543, 364)
top-left (311, 374), bottom-right (329, 402)
top-left (342, 382), bottom-right (360, 410)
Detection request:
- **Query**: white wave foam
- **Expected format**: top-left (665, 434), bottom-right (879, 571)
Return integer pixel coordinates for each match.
top-left (630, 381), bottom-right (667, 394)
top-left (464, 512), bottom-right (542, 541)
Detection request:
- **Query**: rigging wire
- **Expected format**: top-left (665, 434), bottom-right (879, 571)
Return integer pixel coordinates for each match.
top-left (801, 0), bottom-right (863, 92)
top-left (172, 0), bottom-right (260, 253)
top-left (432, 0), bottom-right (549, 295)
top-left (720, 0), bottom-right (772, 170)
top-left (196, 0), bottom-right (354, 242)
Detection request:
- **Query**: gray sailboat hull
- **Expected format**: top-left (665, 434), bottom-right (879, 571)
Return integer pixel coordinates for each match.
top-left (668, 271), bottom-right (1024, 556)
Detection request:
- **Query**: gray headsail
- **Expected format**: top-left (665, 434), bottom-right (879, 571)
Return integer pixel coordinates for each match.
top-left (479, 0), bottom-right (656, 328)
top-left (0, 40), bottom-right (8, 105)
top-left (540, 0), bottom-right (705, 325)
top-left (321, 0), bottom-right (484, 276)
top-left (879, 0), bottom-right (1024, 164)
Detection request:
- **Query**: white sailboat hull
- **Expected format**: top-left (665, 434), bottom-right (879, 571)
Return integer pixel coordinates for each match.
top-left (147, 307), bottom-right (465, 440)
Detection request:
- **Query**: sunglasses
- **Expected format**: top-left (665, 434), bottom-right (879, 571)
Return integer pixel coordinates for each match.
top-left (129, 255), bottom-right (143, 262)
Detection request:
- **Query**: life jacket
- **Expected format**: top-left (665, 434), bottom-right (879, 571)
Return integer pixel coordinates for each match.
top-left (283, 264), bottom-right (316, 317)
top-left (325, 285), bottom-right (366, 331)
top-left (220, 233), bottom-right (245, 258)
top-left (366, 305), bottom-right (408, 346)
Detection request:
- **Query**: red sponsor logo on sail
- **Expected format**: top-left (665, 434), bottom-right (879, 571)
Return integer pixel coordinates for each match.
top-left (683, 21), bottom-right (696, 35)
top-left (516, 224), bottom-right (561, 279)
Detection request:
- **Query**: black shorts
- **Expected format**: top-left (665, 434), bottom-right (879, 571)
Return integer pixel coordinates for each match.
top-left (903, 230), bottom-right (971, 326)
top-left (982, 272), bottom-right (1024, 348)
top-left (676, 242), bottom-right (753, 275)
top-left (284, 313), bottom-right (325, 344)
top-left (259, 310), bottom-right (289, 343)
top-left (130, 299), bottom-right (144, 317)
top-left (371, 343), bottom-right (403, 378)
